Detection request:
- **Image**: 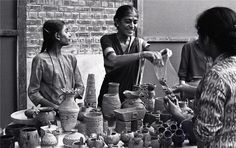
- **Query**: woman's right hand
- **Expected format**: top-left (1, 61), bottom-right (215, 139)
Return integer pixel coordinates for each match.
top-left (142, 51), bottom-right (164, 66)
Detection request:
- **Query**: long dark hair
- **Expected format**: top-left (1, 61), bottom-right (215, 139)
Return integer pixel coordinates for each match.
top-left (40, 20), bottom-right (65, 53)
top-left (113, 5), bottom-right (138, 27)
top-left (196, 7), bottom-right (236, 55)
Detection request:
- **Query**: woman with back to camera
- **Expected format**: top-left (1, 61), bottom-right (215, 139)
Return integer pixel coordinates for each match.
top-left (98, 5), bottom-right (172, 108)
top-left (164, 7), bottom-right (236, 147)
top-left (28, 20), bottom-right (84, 109)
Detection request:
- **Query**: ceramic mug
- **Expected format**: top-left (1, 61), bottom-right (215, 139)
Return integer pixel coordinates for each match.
top-left (19, 127), bottom-right (40, 148)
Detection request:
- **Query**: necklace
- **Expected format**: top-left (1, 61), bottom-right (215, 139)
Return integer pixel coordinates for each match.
top-left (48, 52), bottom-right (67, 88)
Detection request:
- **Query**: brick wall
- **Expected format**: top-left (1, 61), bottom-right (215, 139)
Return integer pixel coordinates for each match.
top-left (26, 0), bottom-right (133, 57)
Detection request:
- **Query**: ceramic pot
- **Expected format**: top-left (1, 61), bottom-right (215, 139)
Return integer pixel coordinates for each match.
top-left (5, 123), bottom-right (26, 142)
top-left (35, 107), bottom-right (56, 126)
top-left (102, 82), bottom-right (121, 126)
top-left (157, 126), bottom-right (166, 136)
top-left (151, 136), bottom-right (160, 148)
top-left (104, 132), bottom-right (120, 147)
top-left (41, 132), bottom-right (58, 146)
top-left (72, 137), bottom-right (86, 148)
top-left (59, 93), bottom-right (80, 131)
top-left (40, 124), bottom-right (59, 137)
top-left (172, 129), bottom-right (185, 147)
top-left (0, 135), bottom-right (15, 148)
top-left (63, 131), bottom-right (86, 147)
top-left (142, 129), bottom-right (152, 147)
top-left (122, 90), bottom-right (146, 109)
top-left (84, 112), bottom-right (103, 135)
top-left (19, 127), bottom-right (40, 148)
top-left (168, 123), bottom-right (178, 133)
top-left (160, 130), bottom-right (172, 148)
top-left (128, 133), bottom-right (144, 148)
top-left (84, 74), bottom-right (97, 108)
top-left (120, 131), bottom-right (134, 146)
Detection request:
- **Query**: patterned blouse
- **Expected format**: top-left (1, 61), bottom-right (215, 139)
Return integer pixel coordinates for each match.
top-left (193, 54), bottom-right (236, 147)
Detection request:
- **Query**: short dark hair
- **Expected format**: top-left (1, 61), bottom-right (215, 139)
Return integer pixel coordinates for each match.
top-left (41, 20), bottom-right (65, 53)
top-left (196, 7), bottom-right (236, 55)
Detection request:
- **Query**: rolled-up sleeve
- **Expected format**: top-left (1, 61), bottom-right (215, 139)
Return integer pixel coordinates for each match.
top-left (193, 70), bottom-right (227, 143)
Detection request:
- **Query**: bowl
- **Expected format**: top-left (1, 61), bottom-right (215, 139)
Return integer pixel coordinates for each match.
top-left (5, 123), bottom-right (27, 141)
top-left (10, 110), bottom-right (36, 125)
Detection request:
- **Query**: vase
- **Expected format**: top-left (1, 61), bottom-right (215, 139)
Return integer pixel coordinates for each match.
top-left (172, 129), bottom-right (185, 147)
top-left (84, 112), bottom-right (103, 135)
top-left (58, 93), bottom-right (80, 131)
top-left (84, 74), bottom-right (97, 108)
top-left (102, 82), bottom-right (121, 126)
top-left (18, 127), bottom-right (40, 148)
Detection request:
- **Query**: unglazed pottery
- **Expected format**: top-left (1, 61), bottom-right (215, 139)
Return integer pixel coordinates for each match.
top-left (63, 131), bottom-right (86, 147)
top-left (0, 135), bottom-right (15, 148)
top-left (35, 107), bottom-right (56, 126)
top-left (41, 132), bottom-right (58, 146)
top-left (102, 82), bottom-right (121, 126)
top-left (58, 93), bottom-right (80, 131)
top-left (84, 112), bottom-right (103, 135)
top-left (18, 127), bottom-right (40, 148)
top-left (5, 123), bottom-right (26, 142)
top-left (84, 74), bottom-right (97, 108)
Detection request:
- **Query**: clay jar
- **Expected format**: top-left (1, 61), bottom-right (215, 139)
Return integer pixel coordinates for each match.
top-left (172, 129), bottom-right (185, 147)
top-left (160, 130), bottom-right (172, 148)
top-left (128, 132), bottom-right (144, 148)
top-left (122, 90), bottom-right (146, 109)
top-left (59, 93), bottom-right (80, 131)
top-left (18, 127), bottom-right (40, 148)
top-left (5, 123), bottom-right (26, 142)
top-left (102, 82), bottom-right (121, 125)
top-left (104, 132), bottom-right (120, 147)
top-left (41, 132), bottom-right (58, 147)
top-left (35, 107), bottom-right (56, 126)
top-left (0, 135), bottom-right (15, 148)
top-left (120, 131), bottom-right (134, 146)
